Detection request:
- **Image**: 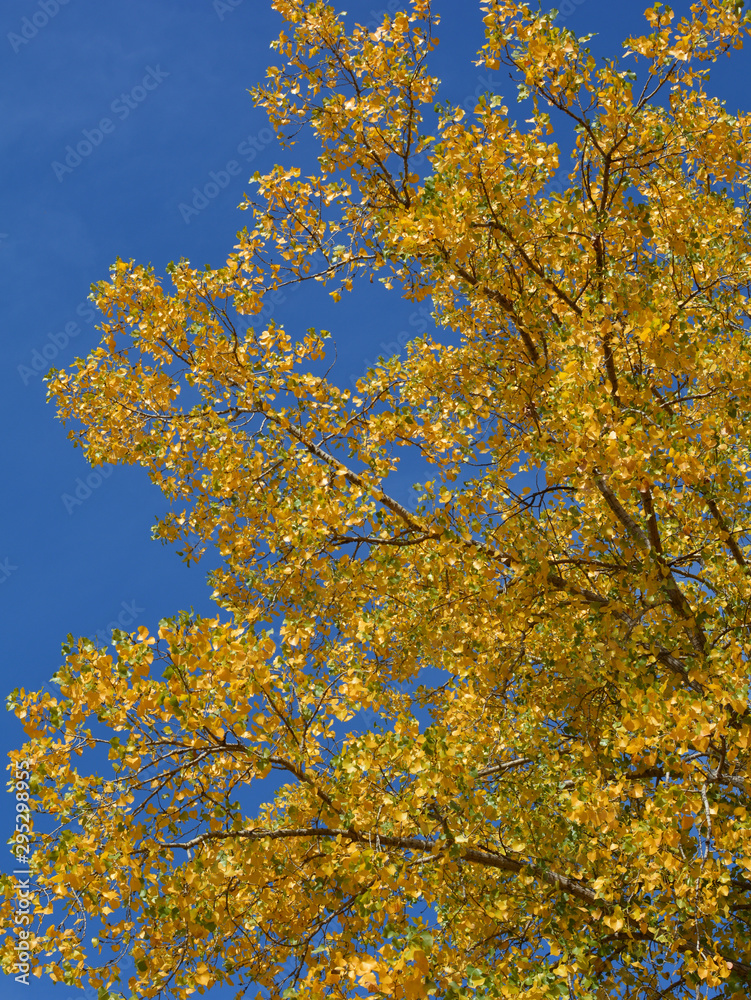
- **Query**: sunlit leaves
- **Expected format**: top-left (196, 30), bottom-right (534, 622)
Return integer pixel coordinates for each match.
top-left (5, 1), bottom-right (751, 998)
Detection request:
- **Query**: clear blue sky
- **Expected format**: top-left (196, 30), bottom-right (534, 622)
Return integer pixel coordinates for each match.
top-left (1, 1), bottom-right (749, 998)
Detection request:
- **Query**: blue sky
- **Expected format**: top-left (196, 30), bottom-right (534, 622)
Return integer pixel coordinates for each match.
top-left (2, 1), bottom-right (750, 998)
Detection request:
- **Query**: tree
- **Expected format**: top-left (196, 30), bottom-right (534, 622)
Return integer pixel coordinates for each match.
top-left (4, 0), bottom-right (751, 996)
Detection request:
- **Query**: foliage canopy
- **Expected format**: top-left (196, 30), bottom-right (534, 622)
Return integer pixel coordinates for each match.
top-left (5, 1), bottom-right (751, 998)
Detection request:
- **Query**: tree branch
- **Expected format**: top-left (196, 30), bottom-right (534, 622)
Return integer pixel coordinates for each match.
top-left (157, 823), bottom-right (601, 906)
top-left (703, 494), bottom-right (747, 567)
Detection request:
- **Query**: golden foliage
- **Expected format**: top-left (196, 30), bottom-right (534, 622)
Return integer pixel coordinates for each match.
top-left (5, 2), bottom-right (751, 998)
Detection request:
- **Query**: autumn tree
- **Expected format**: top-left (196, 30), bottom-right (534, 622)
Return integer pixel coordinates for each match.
top-left (5, 0), bottom-right (751, 997)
